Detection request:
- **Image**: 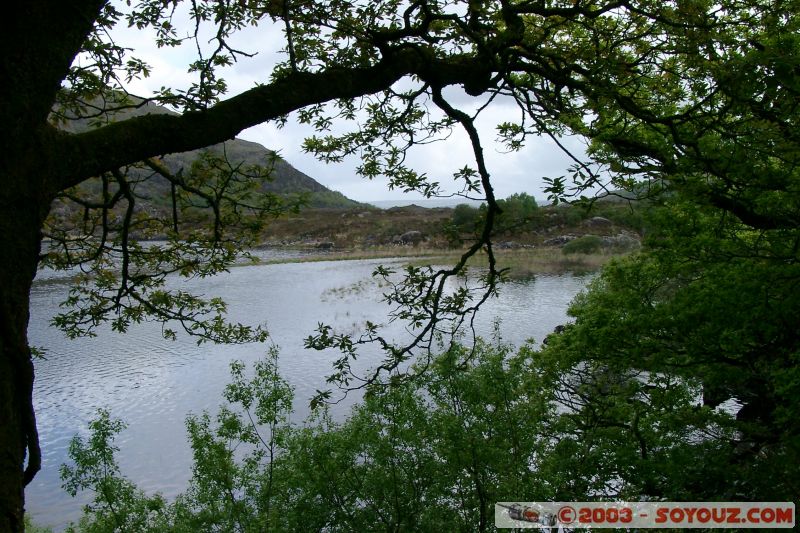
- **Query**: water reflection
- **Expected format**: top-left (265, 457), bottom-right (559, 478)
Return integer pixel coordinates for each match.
top-left (26, 254), bottom-right (592, 530)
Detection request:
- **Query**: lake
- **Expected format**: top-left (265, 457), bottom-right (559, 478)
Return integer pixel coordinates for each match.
top-left (25, 253), bottom-right (593, 530)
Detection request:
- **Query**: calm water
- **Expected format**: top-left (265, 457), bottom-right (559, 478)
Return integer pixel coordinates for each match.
top-left (26, 253), bottom-right (592, 530)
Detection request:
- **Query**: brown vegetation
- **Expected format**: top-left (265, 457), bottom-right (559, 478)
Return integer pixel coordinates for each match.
top-left (259, 200), bottom-right (643, 276)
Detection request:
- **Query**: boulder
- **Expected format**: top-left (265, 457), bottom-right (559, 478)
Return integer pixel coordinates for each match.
top-left (583, 216), bottom-right (613, 227)
top-left (601, 233), bottom-right (641, 251)
top-left (394, 230), bottom-right (424, 245)
top-left (543, 235), bottom-right (577, 246)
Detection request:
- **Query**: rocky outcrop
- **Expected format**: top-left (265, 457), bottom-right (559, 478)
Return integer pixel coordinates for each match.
top-left (393, 230), bottom-right (424, 245)
top-left (583, 216), bottom-right (613, 228)
top-left (543, 235), bottom-right (577, 246)
top-left (601, 232), bottom-right (640, 251)
top-left (544, 232), bottom-right (641, 251)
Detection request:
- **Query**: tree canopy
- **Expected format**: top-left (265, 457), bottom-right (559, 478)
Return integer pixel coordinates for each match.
top-left (1, 0), bottom-right (799, 530)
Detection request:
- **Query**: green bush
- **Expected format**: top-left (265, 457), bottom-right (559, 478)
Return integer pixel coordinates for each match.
top-left (451, 203), bottom-right (481, 230)
top-left (593, 202), bottom-right (646, 232)
top-left (496, 192), bottom-right (539, 232)
top-left (24, 515), bottom-right (53, 533)
top-left (562, 235), bottom-right (604, 254)
top-left (61, 341), bottom-right (549, 532)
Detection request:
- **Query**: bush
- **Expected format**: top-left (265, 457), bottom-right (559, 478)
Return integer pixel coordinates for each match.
top-left (562, 235), bottom-right (604, 254)
top-left (496, 193), bottom-right (539, 232)
top-left (593, 202), bottom-right (646, 232)
top-left (451, 203), bottom-right (481, 230)
top-left (60, 342), bottom-right (550, 532)
top-left (24, 515), bottom-right (52, 533)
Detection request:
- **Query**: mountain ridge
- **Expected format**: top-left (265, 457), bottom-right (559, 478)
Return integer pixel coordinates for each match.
top-left (57, 98), bottom-right (359, 208)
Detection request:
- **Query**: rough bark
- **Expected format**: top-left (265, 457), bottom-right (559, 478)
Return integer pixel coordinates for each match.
top-left (1, 3), bottom-right (105, 530)
top-left (2, 1), bottom-right (106, 135)
top-left (0, 196), bottom-right (49, 532)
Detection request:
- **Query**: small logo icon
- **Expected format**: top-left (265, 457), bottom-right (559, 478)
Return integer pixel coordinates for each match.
top-left (558, 505), bottom-right (576, 524)
top-left (508, 504), bottom-right (540, 523)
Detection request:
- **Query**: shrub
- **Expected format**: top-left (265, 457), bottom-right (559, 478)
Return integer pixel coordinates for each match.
top-left (451, 203), bottom-right (481, 230)
top-left (496, 193), bottom-right (539, 232)
top-left (562, 235), bottom-right (604, 254)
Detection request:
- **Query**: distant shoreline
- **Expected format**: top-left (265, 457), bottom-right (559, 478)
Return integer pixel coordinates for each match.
top-left (257, 245), bottom-right (630, 278)
top-left (364, 198), bottom-right (488, 209)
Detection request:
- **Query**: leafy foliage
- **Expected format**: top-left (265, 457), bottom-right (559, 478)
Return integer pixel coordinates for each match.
top-left (62, 342), bottom-right (551, 532)
top-left (541, 197), bottom-right (800, 500)
top-left (451, 203), bottom-right (482, 232)
top-left (60, 410), bottom-right (172, 532)
top-left (495, 193), bottom-right (538, 233)
top-left (43, 149), bottom-right (288, 344)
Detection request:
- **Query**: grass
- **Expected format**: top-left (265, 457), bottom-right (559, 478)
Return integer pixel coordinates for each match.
top-left (261, 245), bottom-right (446, 265)
top-left (495, 248), bottom-right (624, 276)
top-left (408, 247), bottom-right (627, 277)
top-left (261, 246), bottom-right (631, 277)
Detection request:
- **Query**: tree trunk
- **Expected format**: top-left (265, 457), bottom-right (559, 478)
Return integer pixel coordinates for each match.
top-left (0, 195), bottom-right (47, 532)
top-left (1, 7), bottom-right (109, 523)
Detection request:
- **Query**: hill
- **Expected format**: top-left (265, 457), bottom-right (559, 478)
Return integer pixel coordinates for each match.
top-left (57, 98), bottom-right (359, 209)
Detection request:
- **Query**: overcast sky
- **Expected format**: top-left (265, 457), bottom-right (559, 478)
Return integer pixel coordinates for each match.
top-left (110, 7), bottom-right (587, 204)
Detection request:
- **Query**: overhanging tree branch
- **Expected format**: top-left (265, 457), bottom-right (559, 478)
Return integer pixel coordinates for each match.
top-left (55, 49), bottom-right (493, 191)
